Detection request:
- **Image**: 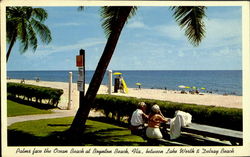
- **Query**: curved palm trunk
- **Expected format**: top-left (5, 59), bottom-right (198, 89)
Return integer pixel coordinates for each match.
top-left (6, 32), bottom-right (17, 62)
top-left (70, 7), bottom-right (133, 134)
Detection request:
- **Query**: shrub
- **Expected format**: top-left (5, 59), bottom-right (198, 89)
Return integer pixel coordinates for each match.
top-left (7, 82), bottom-right (63, 106)
top-left (94, 94), bottom-right (242, 131)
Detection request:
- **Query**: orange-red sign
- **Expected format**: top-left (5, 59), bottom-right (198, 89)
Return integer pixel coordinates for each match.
top-left (76, 55), bottom-right (83, 67)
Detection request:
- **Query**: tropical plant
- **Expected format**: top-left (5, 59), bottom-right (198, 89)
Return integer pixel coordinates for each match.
top-left (70, 6), bottom-right (207, 134)
top-left (6, 7), bottom-right (52, 62)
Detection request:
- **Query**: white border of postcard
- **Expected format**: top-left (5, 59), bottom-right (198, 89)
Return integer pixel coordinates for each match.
top-left (1, 0), bottom-right (250, 157)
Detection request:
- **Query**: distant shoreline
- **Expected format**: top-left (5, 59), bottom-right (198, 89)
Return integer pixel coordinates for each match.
top-left (7, 69), bottom-right (242, 72)
top-left (7, 70), bottom-right (242, 96)
top-left (6, 78), bottom-right (240, 97)
top-left (7, 79), bottom-right (242, 110)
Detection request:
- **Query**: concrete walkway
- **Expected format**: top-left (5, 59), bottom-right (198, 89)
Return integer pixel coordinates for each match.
top-left (7, 109), bottom-right (105, 126)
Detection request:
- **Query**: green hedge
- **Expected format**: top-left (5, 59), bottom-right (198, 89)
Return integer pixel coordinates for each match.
top-left (94, 94), bottom-right (242, 131)
top-left (7, 82), bottom-right (63, 106)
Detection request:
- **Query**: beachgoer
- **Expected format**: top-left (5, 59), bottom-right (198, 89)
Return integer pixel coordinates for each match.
top-left (20, 78), bottom-right (25, 84)
top-left (114, 75), bottom-right (122, 93)
top-left (146, 104), bottom-right (170, 139)
top-left (36, 77), bottom-right (40, 82)
top-left (130, 102), bottom-right (148, 136)
top-left (119, 75), bottom-right (124, 92)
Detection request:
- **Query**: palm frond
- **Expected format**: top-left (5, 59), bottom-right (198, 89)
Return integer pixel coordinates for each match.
top-left (100, 6), bottom-right (137, 37)
top-left (171, 6), bottom-right (206, 46)
top-left (6, 8), bottom-right (23, 43)
top-left (23, 7), bottom-right (33, 20)
top-left (31, 18), bottom-right (52, 44)
top-left (17, 19), bottom-right (29, 52)
top-left (6, 18), bottom-right (18, 42)
top-left (128, 7), bottom-right (137, 21)
top-left (32, 8), bottom-right (48, 22)
top-left (27, 23), bottom-right (38, 52)
top-left (6, 6), bottom-right (51, 53)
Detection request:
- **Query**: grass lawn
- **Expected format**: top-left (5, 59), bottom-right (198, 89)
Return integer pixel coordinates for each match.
top-left (8, 117), bottom-right (145, 146)
top-left (8, 116), bottom-right (230, 146)
top-left (7, 99), bottom-right (53, 117)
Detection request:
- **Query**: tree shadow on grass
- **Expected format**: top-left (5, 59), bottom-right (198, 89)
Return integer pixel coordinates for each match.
top-left (86, 117), bottom-right (231, 146)
top-left (8, 119), bottom-right (146, 146)
top-left (8, 96), bottom-right (57, 110)
top-left (88, 117), bottom-right (129, 128)
top-left (8, 126), bottom-right (230, 146)
top-left (7, 128), bottom-right (145, 146)
top-left (47, 124), bottom-right (71, 127)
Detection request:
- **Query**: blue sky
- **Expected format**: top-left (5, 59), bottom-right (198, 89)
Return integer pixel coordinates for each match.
top-left (7, 6), bottom-right (242, 71)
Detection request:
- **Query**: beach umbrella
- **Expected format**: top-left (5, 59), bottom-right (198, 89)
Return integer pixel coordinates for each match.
top-left (192, 86), bottom-right (197, 90)
top-left (185, 86), bottom-right (190, 89)
top-left (113, 72), bottom-right (122, 75)
top-left (135, 83), bottom-right (141, 86)
top-left (178, 85), bottom-right (186, 89)
top-left (135, 83), bottom-right (142, 89)
top-left (201, 87), bottom-right (206, 90)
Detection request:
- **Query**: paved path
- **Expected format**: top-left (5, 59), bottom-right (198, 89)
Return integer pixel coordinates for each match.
top-left (7, 109), bottom-right (105, 126)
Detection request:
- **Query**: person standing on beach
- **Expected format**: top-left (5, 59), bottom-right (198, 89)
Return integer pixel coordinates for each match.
top-left (146, 104), bottom-right (170, 139)
top-left (130, 102), bottom-right (148, 136)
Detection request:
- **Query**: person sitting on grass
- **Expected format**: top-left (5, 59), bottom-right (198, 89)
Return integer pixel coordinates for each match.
top-left (146, 104), bottom-right (170, 139)
top-left (130, 102), bottom-right (148, 136)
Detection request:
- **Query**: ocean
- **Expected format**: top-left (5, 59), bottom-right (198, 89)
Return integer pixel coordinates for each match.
top-left (7, 70), bottom-right (242, 96)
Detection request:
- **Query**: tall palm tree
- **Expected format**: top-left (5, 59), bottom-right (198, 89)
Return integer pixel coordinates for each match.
top-left (70, 6), bottom-right (206, 134)
top-left (6, 7), bottom-right (52, 62)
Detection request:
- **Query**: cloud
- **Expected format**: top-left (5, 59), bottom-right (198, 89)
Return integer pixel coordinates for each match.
top-left (151, 14), bottom-right (241, 50)
top-left (198, 17), bottom-right (241, 49)
top-left (126, 15), bottom-right (149, 30)
top-left (213, 47), bottom-right (242, 57)
top-left (23, 38), bottom-right (106, 58)
top-left (127, 20), bottom-right (148, 29)
top-left (205, 18), bottom-right (241, 39)
top-left (207, 7), bottom-right (241, 19)
top-left (52, 22), bottom-right (83, 27)
top-left (11, 7), bottom-right (242, 71)
top-left (154, 24), bottom-right (184, 40)
top-left (178, 51), bottom-right (185, 57)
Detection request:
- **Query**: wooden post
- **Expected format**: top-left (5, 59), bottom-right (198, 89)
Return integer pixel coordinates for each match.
top-left (79, 49), bottom-right (85, 108)
top-left (67, 72), bottom-right (73, 110)
top-left (108, 70), bottom-right (112, 94)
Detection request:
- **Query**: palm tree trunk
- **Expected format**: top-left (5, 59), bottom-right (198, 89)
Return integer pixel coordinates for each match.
top-left (6, 32), bottom-right (17, 62)
top-left (69, 7), bottom-right (133, 134)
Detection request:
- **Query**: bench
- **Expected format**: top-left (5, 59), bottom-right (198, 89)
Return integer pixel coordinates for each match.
top-left (133, 123), bottom-right (242, 146)
top-left (164, 122), bottom-right (243, 146)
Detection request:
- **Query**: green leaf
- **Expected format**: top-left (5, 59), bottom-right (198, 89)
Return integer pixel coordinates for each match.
top-left (100, 6), bottom-right (137, 38)
top-left (171, 6), bottom-right (206, 46)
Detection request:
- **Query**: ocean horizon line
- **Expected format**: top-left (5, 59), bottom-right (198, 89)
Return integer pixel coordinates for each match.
top-left (7, 70), bottom-right (242, 96)
top-left (7, 69), bottom-right (242, 72)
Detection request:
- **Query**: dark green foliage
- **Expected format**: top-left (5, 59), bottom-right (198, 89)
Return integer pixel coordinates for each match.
top-left (100, 6), bottom-right (137, 38)
top-left (6, 7), bottom-right (51, 52)
top-left (171, 6), bottom-right (206, 46)
top-left (94, 94), bottom-right (242, 131)
top-left (7, 82), bottom-right (63, 106)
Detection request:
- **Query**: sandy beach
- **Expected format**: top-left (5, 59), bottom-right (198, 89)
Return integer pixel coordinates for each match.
top-left (7, 79), bottom-right (242, 110)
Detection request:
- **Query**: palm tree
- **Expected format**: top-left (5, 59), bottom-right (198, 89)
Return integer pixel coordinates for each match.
top-left (6, 7), bottom-right (52, 62)
top-left (70, 6), bottom-right (206, 134)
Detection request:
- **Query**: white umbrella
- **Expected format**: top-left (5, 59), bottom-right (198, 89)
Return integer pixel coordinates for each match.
top-left (178, 85), bottom-right (186, 89)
